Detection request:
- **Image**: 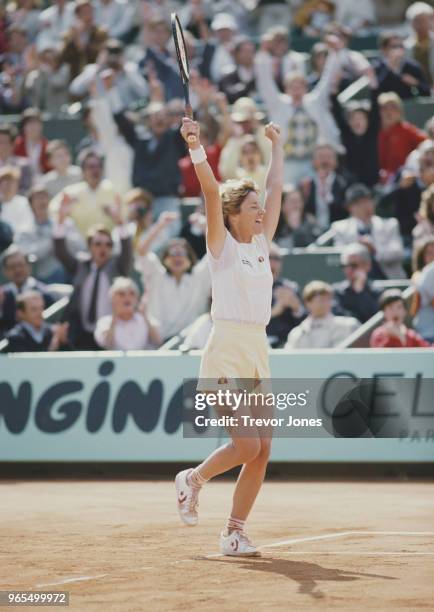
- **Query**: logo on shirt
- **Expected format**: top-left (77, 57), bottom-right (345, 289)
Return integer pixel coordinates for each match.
top-left (241, 259), bottom-right (253, 268)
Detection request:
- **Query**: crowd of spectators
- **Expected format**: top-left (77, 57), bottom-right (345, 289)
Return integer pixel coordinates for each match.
top-left (1, 0), bottom-right (434, 354)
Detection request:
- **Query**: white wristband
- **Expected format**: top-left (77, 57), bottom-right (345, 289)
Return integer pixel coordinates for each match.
top-left (189, 145), bottom-right (207, 165)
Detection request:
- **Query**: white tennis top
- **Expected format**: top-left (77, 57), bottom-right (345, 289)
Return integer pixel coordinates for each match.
top-left (207, 230), bottom-right (273, 325)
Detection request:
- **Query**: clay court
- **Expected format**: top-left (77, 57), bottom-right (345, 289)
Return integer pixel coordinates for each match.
top-left (2, 479), bottom-right (434, 611)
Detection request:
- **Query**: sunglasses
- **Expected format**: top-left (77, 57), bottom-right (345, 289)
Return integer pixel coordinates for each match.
top-left (168, 249), bottom-right (188, 257)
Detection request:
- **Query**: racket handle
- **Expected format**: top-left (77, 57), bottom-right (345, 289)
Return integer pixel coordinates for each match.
top-left (185, 102), bottom-right (197, 143)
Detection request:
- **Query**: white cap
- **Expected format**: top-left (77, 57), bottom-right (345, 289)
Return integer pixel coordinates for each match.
top-left (406, 1), bottom-right (434, 21)
top-left (211, 13), bottom-right (237, 32)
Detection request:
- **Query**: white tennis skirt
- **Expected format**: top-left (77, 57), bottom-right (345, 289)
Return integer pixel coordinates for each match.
top-left (196, 319), bottom-right (271, 392)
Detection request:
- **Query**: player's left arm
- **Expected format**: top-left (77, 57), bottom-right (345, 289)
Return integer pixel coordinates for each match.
top-left (262, 122), bottom-right (283, 243)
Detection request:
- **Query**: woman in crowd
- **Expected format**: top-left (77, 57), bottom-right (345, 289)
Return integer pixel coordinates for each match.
top-left (94, 277), bottom-right (160, 350)
top-left (135, 213), bottom-right (211, 342)
top-left (274, 184), bottom-right (321, 249)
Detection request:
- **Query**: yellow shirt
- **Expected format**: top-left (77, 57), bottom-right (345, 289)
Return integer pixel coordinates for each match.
top-left (49, 179), bottom-right (118, 237)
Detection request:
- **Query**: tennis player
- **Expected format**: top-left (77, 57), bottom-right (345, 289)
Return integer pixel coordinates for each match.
top-left (175, 117), bottom-right (283, 556)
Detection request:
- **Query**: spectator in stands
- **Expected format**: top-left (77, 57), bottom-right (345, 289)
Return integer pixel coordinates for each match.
top-left (0, 245), bottom-right (54, 337)
top-left (334, 0), bottom-right (375, 30)
top-left (135, 223), bottom-right (210, 342)
top-left (404, 118), bottom-right (434, 174)
top-left (331, 184), bottom-right (405, 280)
top-left (70, 39), bottom-right (148, 108)
top-left (262, 26), bottom-right (306, 92)
top-left (93, 0), bottom-right (134, 42)
top-left (50, 149), bottom-right (119, 239)
top-left (6, 1), bottom-right (41, 43)
top-left (0, 166), bottom-right (33, 233)
top-left (180, 201), bottom-right (206, 259)
top-left (405, 2), bottom-right (434, 87)
top-left (293, 0), bottom-right (335, 37)
top-left (267, 242), bottom-right (305, 348)
top-left (94, 276), bottom-right (160, 350)
top-left (333, 244), bottom-right (381, 323)
top-left (53, 198), bottom-right (132, 350)
top-left (381, 141), bottom-right (434, 242)
top-left (37, 0), bottom-right (75, 52)
top-left (16, 185), bottom-right (84, 283)
top-left (115, 187), bottom-right (169, 255)
top-left (323, 22), bottom-right (371, 92)
top-left (378, 92), bottom-right (427, 183)
top-left (3, 24), bottom-right (27, 73)
top-left (274, 184), bottom-right (321, 249)
top-left (14, 108), bottom-right (51, 177)
top-left (331, 79), bottom-right (380, 186)
top-left (412, 236), bottom-right (434, 281)
top-left (255, 35), bottom-right (344, 183)
top-left (370, 289), bottom-right (431, 348)
top-left (285, 280), bottom-right (359, 349)
top-left (139, 17), bottom-right (184, 101)
top-left (300, 144), bottom-right (351, 230)
top-left (41, 140), bottom-right (82, 199)
top-left (373, 32), bottom-right (430, 99)
top-left (0, 124), bottom-right (32, 193)
top-left (218, 97), bottom-right (270, 181)
top-left (0, 57), bottom-right (28, 114)
top-left (110, 100), bottom-right (187, 238)
top-left (218, 36), bottom-right (256, 104)
top-left (0, 219), bottom-right (12, 254)
top-left (208, 13), bottom-right (237, 83)
top-left (24, 45), bottom-right (71, 113)
top-left (231, 136), bottom-right (267, 202)
top-left (413, 182), bottom-right (434, 245)
top-left (412, 253), bottom-right (434, 342)
top-left (2, 290), bottom-right (70, 353)
top-left (59, 0), bottom-right (108, 80)
top-left (306, 42), bottom-right (328, 90)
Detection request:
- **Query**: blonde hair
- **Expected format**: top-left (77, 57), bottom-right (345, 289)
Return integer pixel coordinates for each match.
top-left (303, 280), bottom-right (333, 303)
top-left (220, 178), bottom-right (259, 228)
top-left (419, 183), bottom-right (434, 223)
top-left (109, 277), bottom-right (139, 299)
top-left (378, 92), bottom-right (403, 111)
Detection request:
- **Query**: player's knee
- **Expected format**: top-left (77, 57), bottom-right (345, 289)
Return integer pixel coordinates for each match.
top-left (235, 439), bottom-right (261, 463)
top-left (256, 439), bottom-right (272, 464)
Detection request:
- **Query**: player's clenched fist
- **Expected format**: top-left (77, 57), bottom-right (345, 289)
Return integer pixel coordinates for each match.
top-left (264, 122), bottom-right (281, 144)
top-left (180, 117), bottom-right (200, 147)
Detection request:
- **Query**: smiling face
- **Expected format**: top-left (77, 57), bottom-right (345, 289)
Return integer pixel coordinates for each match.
top-left (229, 191), bottom-right (264, 237)
top-left (163, 243), bottom-right (192, 276)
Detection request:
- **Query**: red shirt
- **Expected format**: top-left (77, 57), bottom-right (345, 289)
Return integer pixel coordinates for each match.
top-left (370, 325), bottom-right (431, 348)
top-left (13, 136), bottom-right (52, 174)
top-left (378, 122), bottom-right (426, 180)
top-left (179, 144), bottom-right (221, 197)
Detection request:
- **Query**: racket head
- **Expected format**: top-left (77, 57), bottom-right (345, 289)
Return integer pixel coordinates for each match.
top-left (171, 13), bottom-right (189, 84)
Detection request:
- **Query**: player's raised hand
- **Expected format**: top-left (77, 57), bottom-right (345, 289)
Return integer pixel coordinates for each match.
top-left (180, 117), bottom-right (200, 147)
top-left (264, 122), bottom-right (281, 144)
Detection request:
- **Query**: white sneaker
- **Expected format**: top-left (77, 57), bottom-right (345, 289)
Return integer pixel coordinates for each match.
top-left (219, 530), bottom-right (261, 557)
top-left (175, 468), bottom-right (199, 526)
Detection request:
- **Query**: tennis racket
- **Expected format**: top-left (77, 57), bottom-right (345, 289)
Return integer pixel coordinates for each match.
top-left (171, 12), bottom-right (197, 143)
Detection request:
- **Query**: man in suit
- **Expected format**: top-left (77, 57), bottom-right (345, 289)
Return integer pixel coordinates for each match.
top-left (2, 291), bottom-right (69, 353)
top-left (331, 184), bottom-right (406, 279)
top-left (300, 143), bottom-right (352, 230)
top-left (0, 245), bottom-right (54, 338)
top-left (53, 195), bottom-right (132, 349)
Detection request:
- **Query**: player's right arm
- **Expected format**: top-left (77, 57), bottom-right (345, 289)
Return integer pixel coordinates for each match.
top-left (180, 117), bottom-right (225, 259)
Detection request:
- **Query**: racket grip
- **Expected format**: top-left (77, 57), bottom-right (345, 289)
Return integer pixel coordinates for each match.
top-left (185, 102), bottom-right (197, 143)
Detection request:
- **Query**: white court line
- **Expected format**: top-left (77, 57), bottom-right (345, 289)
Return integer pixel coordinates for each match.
top-left (279, 551), bottom-right (434, 556)
top-left (35, 530), bottom-right (434, 588)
